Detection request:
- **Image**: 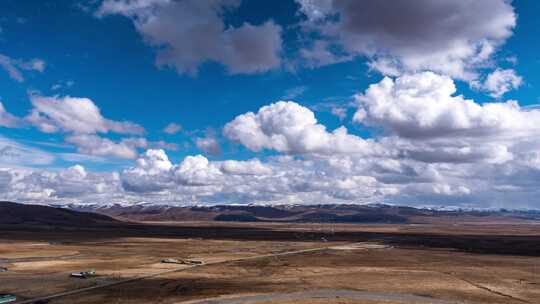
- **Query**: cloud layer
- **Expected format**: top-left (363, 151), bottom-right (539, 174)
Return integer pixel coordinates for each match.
top-left (4, 71), bottom-right (540, 209)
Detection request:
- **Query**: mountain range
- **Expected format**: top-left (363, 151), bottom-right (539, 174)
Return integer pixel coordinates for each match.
top-left (66, 202), bottom-right (540, 224)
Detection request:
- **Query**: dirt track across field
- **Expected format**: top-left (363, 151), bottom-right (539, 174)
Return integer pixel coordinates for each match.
top-left (180, 289), bottom-right (459, 304)
top-left (14, 245), bottom-right (338, 304)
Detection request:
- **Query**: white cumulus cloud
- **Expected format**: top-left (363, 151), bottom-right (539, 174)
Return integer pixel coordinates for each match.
top-left (353, 72), bottom-right (540, 139)
top-left (223, 101), bottom-right (373, 155)
top-left (220, 159), bottom-right (273, 175)
top-left (27, 95), bottom-right (144, 135)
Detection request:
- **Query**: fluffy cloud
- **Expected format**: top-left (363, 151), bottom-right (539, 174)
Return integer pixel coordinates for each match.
top-left (297, 0), bottom-right (516, 81)
top-left (134, 149), bottom-right (173, 173)
top-left (351, 72), bottom-right (540, 167)
top-left (97, 0), bottom-right (282, 75)
top-left (2, 144), bottom-right (540, 208)
top-left (174, 155), bottom-right (223, 186)
top-left (0, 53), bottom-right (45, 82)
top-left (353, 72), bottom-right (540, 139)
top-left (23, 95), bottom-right (149, 159)
top-left (119, 149), bottom-right (386, 203)
top-left (223, 101), bottom-right (373, 155)
top-left (121, 149), bottom-right (174, 192)
top-left (27, 95), bottom-right (144, 135)
top-left (0, 165), bottom-right (121, 202)
top-left (220, 159), bottom-right (272, 175)
top-left (121, 150), bottom-right (224, 192)
top-left (0, 94), bottom-right (174, 160)
top-left (481, 68), bottom-right (523, 98)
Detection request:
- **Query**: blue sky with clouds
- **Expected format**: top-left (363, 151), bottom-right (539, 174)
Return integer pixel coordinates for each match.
top-left (1, 0), bottom-right (540, 208)
top-left (1, 1), bottom-right (373, 165)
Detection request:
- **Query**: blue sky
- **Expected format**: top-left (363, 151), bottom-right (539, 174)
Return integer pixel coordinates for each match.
top-left (1, 0), bottom-right (375, 165)
top-left (1, 0), bottom-right (540, 208)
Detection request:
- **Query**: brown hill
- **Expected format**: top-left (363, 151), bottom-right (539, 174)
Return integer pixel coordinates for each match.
top-left (71, 203), bottom-right (540, 225)
top-left (0, 201), bottom-right (120, 227)
top-left (74, 204), bottom-right (411, 223)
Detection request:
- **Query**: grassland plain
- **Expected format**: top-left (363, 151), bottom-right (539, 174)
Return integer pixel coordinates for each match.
top-left (0, 220), bottom-right (539, 304)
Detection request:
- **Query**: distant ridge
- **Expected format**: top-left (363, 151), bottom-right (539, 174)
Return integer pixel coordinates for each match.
top-left (0, 201), bottom-right (120, 227)
top-left (3, 201), bottom-right (539, 225)
top-left (67, 203), bottom-right (540, 224)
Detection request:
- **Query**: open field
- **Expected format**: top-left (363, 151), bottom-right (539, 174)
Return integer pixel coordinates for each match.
top-left (1, 220), bottom-right (539, 304)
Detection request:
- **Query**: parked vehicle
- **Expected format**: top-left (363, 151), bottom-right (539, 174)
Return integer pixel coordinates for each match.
top-left (70, 269), bottom-right (96, 278)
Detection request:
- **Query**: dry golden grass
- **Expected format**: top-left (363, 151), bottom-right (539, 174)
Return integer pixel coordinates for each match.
top-left (0, 222), bottom-right (538, 304)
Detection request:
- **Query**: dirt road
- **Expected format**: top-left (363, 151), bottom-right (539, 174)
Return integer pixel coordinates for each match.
top-left (180, 289), bottom-right (461, 304)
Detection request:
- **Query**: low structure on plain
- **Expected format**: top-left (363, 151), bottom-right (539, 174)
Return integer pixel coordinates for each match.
top-left (161, 258), bottom-right (203, 265)
top-left (0, 295), bottom-right (17, 304)
top-left (70, 269), bottom-right (96, 278)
